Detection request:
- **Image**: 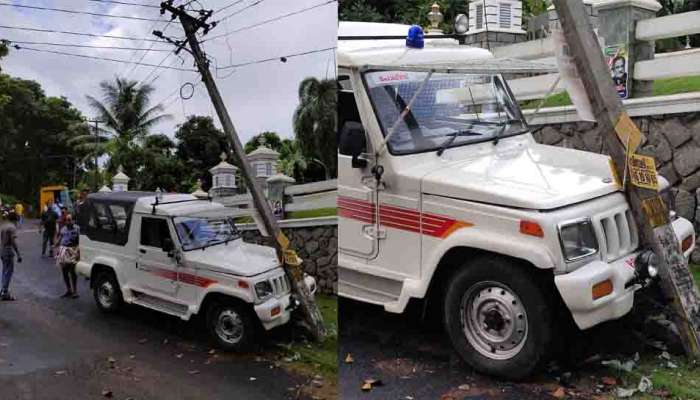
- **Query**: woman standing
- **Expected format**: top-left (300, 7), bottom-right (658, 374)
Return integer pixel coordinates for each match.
top-left (54, 213), bottom-right (80, 299)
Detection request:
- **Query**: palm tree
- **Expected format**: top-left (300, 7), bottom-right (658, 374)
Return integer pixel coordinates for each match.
top-left (293, 77), bottom-right (337, 179)
top-left (70, 77), bottom-right (170, 181)
top-left (277, 139), bottom-right (308, 182)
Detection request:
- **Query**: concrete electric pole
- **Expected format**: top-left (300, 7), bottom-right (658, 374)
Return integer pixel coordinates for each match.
top-left (552, 0), bottom-right (700, 356)
top-left (157, 1), bottom-right (326, 341)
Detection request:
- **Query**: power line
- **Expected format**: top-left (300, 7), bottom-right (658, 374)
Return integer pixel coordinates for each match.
top-left (216, 0), bottom-right (265, 23)
top-left (0, 24), bottom-right (165, 42)
top-left (205, 0), bottom-right (337, 42)
top-left (0, 2), bottom-right (163, 22)
top-left (126, 20), bottom-right (174, 78)
top-left (216, 46), bottom-right (336, 70)
top-left (11, 45), bottom-right (196, 72)
top-left (213, 0), bottom-right (246, 15)
top-left (81, 0), bottom-right (161, 8)
top-left (3, 40), bottom-right (172, 52)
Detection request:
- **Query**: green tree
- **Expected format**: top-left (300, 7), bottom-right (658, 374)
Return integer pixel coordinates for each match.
top-left (277, 139), bottom-right (309, 182)
top-left (136, 134), bottom-right (186, 191)
top-left (175, 115), bottom-right (230, 190)
top-left (0, 74), bottom-right (87, 205)
top-left (244, 131), bottom-right (283, 154)
top-left (71, 77), bottom-right (170, 182)
top-left (293, 77), bottom-right (337, 179)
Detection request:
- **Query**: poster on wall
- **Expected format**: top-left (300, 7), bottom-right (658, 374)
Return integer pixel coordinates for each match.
top-left (604, 44), bottom-right (629, 99)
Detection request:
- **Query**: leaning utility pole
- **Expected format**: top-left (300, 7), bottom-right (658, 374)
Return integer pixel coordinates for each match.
top-left (552, 0), bottom-right (700, 356)
top-left (158, 1), bottom-right (325, 341)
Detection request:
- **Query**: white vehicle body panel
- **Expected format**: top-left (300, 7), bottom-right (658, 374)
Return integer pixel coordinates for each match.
top-left (77, 193), bottom-right (315, 331)
top-left (337, 24), bottom-right (696, 331)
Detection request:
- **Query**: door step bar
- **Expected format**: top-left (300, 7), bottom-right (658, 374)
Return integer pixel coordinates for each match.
top-left (131, 291), bottom-right (189, 318)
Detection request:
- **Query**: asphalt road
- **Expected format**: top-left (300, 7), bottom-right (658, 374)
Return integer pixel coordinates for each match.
top-left (338, 296), bottom-right (651, 400)
top-left (0, 221), bottom-right (310, 400)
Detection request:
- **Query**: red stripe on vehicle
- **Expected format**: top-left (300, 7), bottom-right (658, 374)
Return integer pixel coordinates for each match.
top-left (337, 196), bottom-right (473, 238)
top-left (148, 267), bottom-right (217, 288)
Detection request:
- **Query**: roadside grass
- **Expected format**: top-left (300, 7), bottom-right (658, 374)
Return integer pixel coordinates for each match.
top-left (607, 264), bottom-right (700, 399)
top-left (521, 75), bottom-right (700, 109)
top-left (280, 295), bottom-right (338, 380)
top-left (233, 208), bottom-right (337, 224)
top-left (285, 207), bottom-right (337, 219)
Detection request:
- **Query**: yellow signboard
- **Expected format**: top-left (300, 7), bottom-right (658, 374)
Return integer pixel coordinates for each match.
top-left (641, 195), bottom-right (669, 228)
top-left (615, 112), bottom-right (642, 152)
top-left (628, 153), bottom-right (659, 190)
top-left (608, 158), bottom-right (622, 190)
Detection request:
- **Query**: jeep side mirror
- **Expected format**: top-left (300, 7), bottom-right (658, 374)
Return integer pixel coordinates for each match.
top-left (162, 237), bottom-right (174, 254)
top-left (339, 121), bottom-right (368, 168)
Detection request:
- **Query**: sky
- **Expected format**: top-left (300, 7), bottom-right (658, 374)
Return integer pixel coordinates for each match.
top-left (1, 0), bottom-right (338, 143)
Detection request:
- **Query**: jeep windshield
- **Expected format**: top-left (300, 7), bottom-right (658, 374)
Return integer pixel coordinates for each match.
top-left (174, 216), bottom-right (240, 251)
top-left (363, 70), bottom-right (527, 155)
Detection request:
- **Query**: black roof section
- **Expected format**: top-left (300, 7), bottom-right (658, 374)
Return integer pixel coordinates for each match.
top-left (87, 191), bottom-right (156, 204)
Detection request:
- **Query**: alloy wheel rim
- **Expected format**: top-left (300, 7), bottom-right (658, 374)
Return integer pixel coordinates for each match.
top-left (98, 280), bottom-right (115, 308)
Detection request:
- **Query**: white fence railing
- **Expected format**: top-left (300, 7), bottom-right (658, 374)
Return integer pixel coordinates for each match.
top-left (284, 179), bottom-right (337, 212)
top-left (494, 9), bottom-right (700, 101)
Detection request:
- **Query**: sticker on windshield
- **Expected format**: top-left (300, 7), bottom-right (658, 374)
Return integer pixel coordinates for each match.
top-left (368, 71), bottom-right (424, 86)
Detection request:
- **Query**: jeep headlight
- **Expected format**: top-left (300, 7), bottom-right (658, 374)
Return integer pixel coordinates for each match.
top-left (559, 219), bottom-right (598, 262)
top-left (254, 281), bottom-right (274, 300)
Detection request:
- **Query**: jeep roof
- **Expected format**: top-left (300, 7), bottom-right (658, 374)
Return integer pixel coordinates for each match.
top-left (86, 192), bottom-right (230, 218)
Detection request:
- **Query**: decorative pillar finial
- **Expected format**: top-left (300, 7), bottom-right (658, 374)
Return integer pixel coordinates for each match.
top-left (427, 3), bottom-right (444, 33)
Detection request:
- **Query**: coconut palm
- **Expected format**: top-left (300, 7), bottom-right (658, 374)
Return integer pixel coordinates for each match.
top-left (292, 77), bottom-right (337, 178)
top-left (70, 77), bottom-right (170, 178)
top-left (277, 139), bottom-right (309, 182)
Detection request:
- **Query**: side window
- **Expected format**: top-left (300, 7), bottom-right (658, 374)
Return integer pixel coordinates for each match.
top-left (84, 201), bottom-right (132, 246)
top-left (140, 217), bottom-right (171, 249)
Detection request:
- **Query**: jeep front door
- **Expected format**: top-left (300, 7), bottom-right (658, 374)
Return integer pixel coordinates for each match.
top-left (136, 216), bottom-right (179, 299)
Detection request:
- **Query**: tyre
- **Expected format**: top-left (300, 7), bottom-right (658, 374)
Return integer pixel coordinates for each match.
top-left (206, 301), bottom-right (255, 351)
top-left (93, 270), bottom-right (123, 313)
top-left (443, 255), bottom-right (553, 380)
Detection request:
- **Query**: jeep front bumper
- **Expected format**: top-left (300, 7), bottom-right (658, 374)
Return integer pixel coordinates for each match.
top-left (554, 216), bottom-right (695, 330)
top-left (253, 274), bottom-right (317, 330)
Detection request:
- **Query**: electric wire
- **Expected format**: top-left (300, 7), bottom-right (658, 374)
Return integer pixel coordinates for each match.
top-left (0, 2), bottom-right (163, 22)
top-left (215, 0), bottom-right (265, 24)
top-left (204, 0), bottom-right (337, 42)
top-left (3, 40), bottom-right (172, 52)
top-left (0, 24), bottom-right (164, 42)
top-left (80, 0), bottom-right (161, 8)
top-left (216, 46), bottom-right (336, 70)
top-left (212, 0), bottom-right (246, 15)
top-left (11, 45), bottom-right (196, 71)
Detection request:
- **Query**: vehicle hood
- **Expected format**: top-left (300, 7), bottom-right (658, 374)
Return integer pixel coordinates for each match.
top-left (421, 136), bottom-right (618, 210)
top-left (182, 239), bottom-right (280, 277)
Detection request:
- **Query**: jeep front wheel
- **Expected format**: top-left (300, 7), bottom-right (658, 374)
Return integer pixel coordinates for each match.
top-left (443, 256), bottom-right (553, 380)
top-left (206, 302), bottom-right (254, 351)
top-left (93, 271), bottom-right (123, 313)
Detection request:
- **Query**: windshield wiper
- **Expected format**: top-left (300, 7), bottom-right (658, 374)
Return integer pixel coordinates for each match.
top-left (436, 130), bottom-right (482, 156)
top-left (493, 123), bottom-right (528, 145)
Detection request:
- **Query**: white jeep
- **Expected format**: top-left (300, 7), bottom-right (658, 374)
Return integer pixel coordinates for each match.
top-left (337, 22), bottom-right (696, 379)
top-left (76, 191), bottom-right (316, 350)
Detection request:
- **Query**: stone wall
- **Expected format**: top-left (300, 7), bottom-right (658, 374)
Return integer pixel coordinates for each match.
top-left (531, 111), bottom-right (700, 262)
top-left (239, 221), bottom-right (338, 295)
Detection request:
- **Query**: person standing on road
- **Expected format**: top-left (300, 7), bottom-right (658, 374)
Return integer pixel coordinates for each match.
top-left (40, 202), bottom-right (58, 257)
top-left (14, 202), bottom-right (24, 228)
top-left (54, 213), bottom-right (80, 299)
top-left (1, 212), bottom-right (22, 301)
top-left (57, 206), bottom-right (68, 232)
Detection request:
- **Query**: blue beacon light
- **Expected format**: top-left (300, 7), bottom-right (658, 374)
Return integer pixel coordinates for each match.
top-left (406, 25), bottom-right (424, 49)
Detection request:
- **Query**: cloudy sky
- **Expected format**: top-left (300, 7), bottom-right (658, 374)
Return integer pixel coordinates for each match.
top-left (1, 0), bottom-right (338, 142)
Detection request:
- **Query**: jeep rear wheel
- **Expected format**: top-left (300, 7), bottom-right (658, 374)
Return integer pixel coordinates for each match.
top-left (443, 256), bottom-right (553, 380)
top-left (206, 302), bottom-right (254, 351)
top-left (93, 271), bottom-right (122, 313)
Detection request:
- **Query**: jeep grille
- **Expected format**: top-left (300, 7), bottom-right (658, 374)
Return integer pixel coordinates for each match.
top-left (596, 208), bottom-right (639, 262)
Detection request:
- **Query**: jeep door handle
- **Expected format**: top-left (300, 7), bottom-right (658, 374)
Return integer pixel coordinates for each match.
top-left (139, 249), bottom-right (147, 254)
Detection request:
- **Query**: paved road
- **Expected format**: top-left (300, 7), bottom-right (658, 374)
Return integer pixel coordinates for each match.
top-left (0, 222), bottom-right (309, 400)
top-left (338, 296), bottom-right (648, 400)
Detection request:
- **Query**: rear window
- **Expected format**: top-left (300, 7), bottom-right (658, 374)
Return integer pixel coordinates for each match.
top-left (78, 200), bottom-right (132, 246)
